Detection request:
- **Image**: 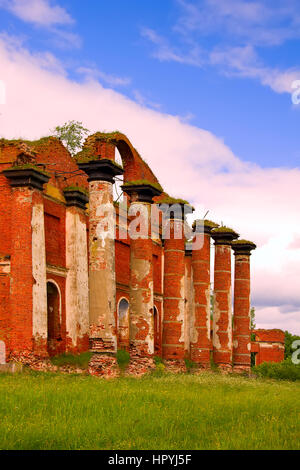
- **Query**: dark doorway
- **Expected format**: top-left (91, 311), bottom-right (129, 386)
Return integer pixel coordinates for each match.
top-left (47, 281), bottom-right (62, 356)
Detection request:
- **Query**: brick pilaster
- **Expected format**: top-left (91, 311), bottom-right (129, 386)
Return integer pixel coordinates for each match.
top-left (78, 159), bottom-right (123, 374)
top-left (122, 183), bottom-right (162, 357)
top-left (162, 215), bottom-right (186, 361)
top-left (232, 240), bottom-right (256, 372)
top-left (190, 220), bottom-right (218, 367)
top-left (211, 227), bottom-right (239, 370)
top-left (3, 168), bottom-right (49, 358)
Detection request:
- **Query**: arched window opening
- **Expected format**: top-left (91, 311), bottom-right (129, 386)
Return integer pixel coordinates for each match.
top-left (47, 281), bottom-right (62, 356)
top-left (114, 148), bottom-right (124, 203)
top-left (117, 298), bottom-right (129, 348)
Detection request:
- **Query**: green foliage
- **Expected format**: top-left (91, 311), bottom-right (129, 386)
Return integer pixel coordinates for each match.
top-left (10, 164), bottom-right (50, 176)
top-left (158, 195), bottom-right (191, 206)
top-left (50, 352), bottom-right (92, 369)
top-left (123, 180), bottom-right (163, 193)
top-left (192, 219), bottom-right (219, 230)
top-left (52, 121), bottom-right (90, 155)
top-left (253, 359), bottom-right (300, 381)
top-left (284, 331), bottom-right (300, 360)
top-left (151, 362), bottom-right (166, 377)
top-left (184, 358), bottom-right (197, 373)
top-left (1, 372), bottom-right (299, 449)
top-left (232, 239), bottom-right (256, 245)
top-left (250, 307), bottom-right (256, 341)
top-left (211, 226), bottom-right (238, 234)
top-left (116, 349), bottom-right (130, 372)
top-left (63, 185), bottom-right (89, 196)
top-left (154, 355), bottom-right (163, 365)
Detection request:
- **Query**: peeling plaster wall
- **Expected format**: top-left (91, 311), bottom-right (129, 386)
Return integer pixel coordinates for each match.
top-left (162, 219), bottom-right (186, 361)
top-left (66, 208), bottom-right (89, 352)
top-left (191, 232), bottom-right (211, 366)
top-left (89, 181), bottom-right (117, 353)
top-left (129, 202), bottom-right (154, 356)
top-left (213, 244), bottom-right (233, 368)
top-left (32, 201), bottom-right (47, 349)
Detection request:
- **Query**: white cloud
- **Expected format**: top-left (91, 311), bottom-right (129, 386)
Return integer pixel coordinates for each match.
top-left (210, 45), bottom-right (300, 94)
top-left (141, 27), bottom-right (203, 66)
top-left (77, 67), bottom-right (131, 88)
top-left (142, 1), bottom-right (300, 97)
top-left (0, 0), bottom-right (73, 26)
top-left (176, 0), bottom-right (300, 46)
top-left (0, 36), bottom-right (300, 334)
top-left (0, 1), bottom-right (80, 49)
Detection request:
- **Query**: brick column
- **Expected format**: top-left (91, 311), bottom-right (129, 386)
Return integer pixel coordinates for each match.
top-left (190, 220), bottom-right (219, 367)
top-left (64, 189), bottom-right (89, 353)
top-left (184, 248), bottom-right (192, 358)
top-left (211, 227), bottom-right (239, 371)
top-left (3, 167), bottom-right (49, 359)
top-left (162, 204), bottom-right (192, 363)
top-left (122, 184), bottom-right (162, 357)
top-left (232, 240), bottom-right (256, 372)
top-left (78, 160), bottom-right (123, 375)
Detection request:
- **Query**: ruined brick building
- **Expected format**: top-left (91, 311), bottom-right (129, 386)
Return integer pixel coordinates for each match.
top-left (0, 132), bottom-right (284, 373)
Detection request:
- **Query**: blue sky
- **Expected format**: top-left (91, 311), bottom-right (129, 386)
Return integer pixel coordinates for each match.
top-left (1, 0), bottom-right (300, 334)
top-left (0, 0), bottom-right (299, 168)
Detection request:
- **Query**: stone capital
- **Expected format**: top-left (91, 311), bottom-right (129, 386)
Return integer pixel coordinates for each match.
top-left (193, 219), bottom-right (219, 235)
top-left (63, 189), bottom-right (89, 210)
top-left (3, 167), bottom-right (50, 191)
top-left (232, 240), bottom-right (256, 256)
top-left (211, 228), bottom-right (239, 245)
top-left (78, 159), bottom-right (124, 183)
top-left (121, 183), bottom-right (162, 203)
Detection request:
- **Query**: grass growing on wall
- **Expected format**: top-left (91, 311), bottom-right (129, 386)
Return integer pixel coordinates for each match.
top-left (0, 371), bottom-right (299, 450)
top-left (50, 352), bottom-right (92, 369)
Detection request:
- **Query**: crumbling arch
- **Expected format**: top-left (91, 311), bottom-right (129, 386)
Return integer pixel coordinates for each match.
top-left (84, 132), bottom-right (161, 184)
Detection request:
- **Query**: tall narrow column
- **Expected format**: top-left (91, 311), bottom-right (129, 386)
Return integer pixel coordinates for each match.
top-left (3, 167), bottom-right (49, 359)
top-left (122, 183), bottom-right (162, 358)
top-left (78, 160), bottom-right (123, 375)
top-left (184, 248), bottom-right (192, 358)
top-left (64, 189), bottom-right (89, 353)
top-left (211, 227), bottom-right (239, 371)
top-left (232, 240), bottom-right (256, 372)
top-left (191, 220), bottom-right (218, 367)
top-left (162, 204), bottom-right (192, 363)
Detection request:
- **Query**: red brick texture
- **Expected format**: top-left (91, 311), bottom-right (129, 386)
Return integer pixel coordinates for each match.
top-left (233, 254), bottom-right (251, 369)
top-left (9, 187), bottom-right (40, 354)
top-left (162, 219), bottom-right (185, 360)
top-left (252, 329), bottom-right (285, 365)
top-left (0, 137), bottom-right (285, 370)
top-left (129, 202), bottom-right (154, 357)
top-left (212, 244), bottom-right (233, 368)
top-left (191, 232), bottom-right (211, 366)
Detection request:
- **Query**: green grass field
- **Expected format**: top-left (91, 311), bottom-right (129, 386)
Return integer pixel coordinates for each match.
top-left (0, 370), bottom-right (299, 450)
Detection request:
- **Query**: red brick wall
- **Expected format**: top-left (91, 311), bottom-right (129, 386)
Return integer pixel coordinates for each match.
top-left (252, 329), bottom-right (285, 365)
top-left (9, 187), bottom-right (36, 354)
top-left (115, 241), bottom-right (130, 286)
top-left (44, 199), bottom-right (66, 268)
top-left (0, 272), bottom-right (10, 359)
